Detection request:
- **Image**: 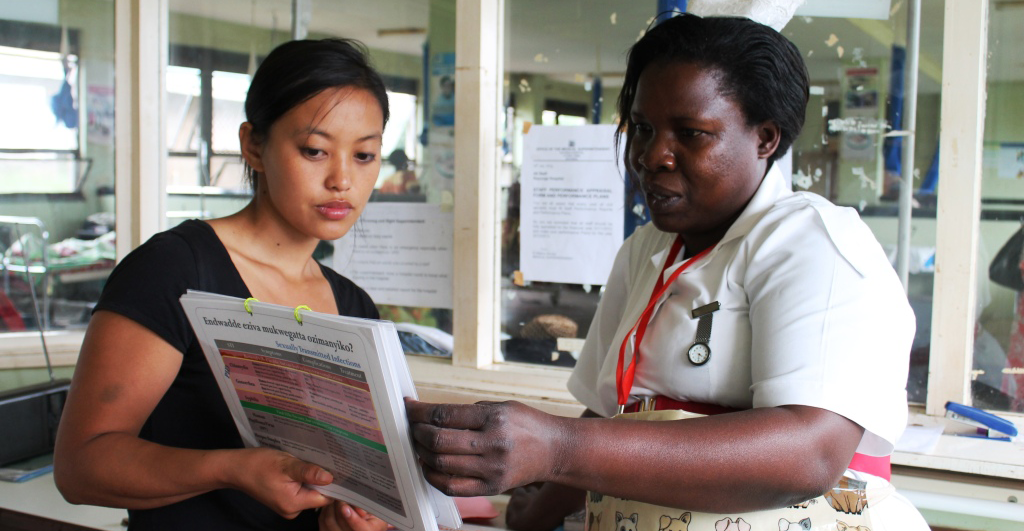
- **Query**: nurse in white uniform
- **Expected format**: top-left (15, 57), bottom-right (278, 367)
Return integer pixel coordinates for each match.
top-left (406, 13), bottom-right (928, 531)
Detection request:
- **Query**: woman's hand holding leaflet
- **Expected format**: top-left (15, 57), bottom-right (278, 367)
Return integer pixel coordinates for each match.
top-left (54, 311), bottom-right (335, 518)
top-left (224, 447), bottom-right (335, 518)
top-left (319, 500), bottom-right (388, 531)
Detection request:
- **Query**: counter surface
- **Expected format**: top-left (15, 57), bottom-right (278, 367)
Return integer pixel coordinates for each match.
top-left (0, 473), bottom-right (126, 530)
top-left (0, 472), bottom-right (509, 531)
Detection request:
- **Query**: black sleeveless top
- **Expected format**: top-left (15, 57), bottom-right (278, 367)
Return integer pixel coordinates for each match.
top-left (94, 220), bottom-right (378, 530)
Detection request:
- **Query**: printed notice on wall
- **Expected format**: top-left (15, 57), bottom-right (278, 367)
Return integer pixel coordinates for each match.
top-left (334, 203), bottom-right (453, 309)
top-left (520, 124), bottom-right (624, 285)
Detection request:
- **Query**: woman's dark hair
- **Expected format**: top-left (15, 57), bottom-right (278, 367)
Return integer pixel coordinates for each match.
top-left (243, 38), bottom-right (390, 191)
top-left (617, 13), bottom-right (809, 166)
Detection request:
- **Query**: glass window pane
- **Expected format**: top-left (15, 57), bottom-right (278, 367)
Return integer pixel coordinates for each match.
top-left (324, 0), bottom-right (451, 351)
top-left (0, 5), bottom-right (117, 335)
top-left (167, 3), bottom-right (266, 220)
top-left (498, 1), bottom-right (943, 394)
top-left (377, 90), bottom-right (420, 191)
top-left (166, 65), bottom-right (200, 153)
top-left (972, 0), bottom-right (1024, 412)
top-left (165, 0), bottom-right (451, 355)
top-left (789, 5), bottom-right (944, 406)
top-left (211, 70), bottom-right (249, 154)
top-left (166, 65), bottom-right (202, 189)
top-left (0, 47), bottom-right (78, 152)
top-left (499, 2), bottom-right (652, 367)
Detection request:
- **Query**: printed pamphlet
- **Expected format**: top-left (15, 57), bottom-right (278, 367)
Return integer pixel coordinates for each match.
top-left (179, 290), bottom-right (461, 531)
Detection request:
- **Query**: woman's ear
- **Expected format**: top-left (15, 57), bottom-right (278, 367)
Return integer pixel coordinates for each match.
top-left (756, 121), bottom-right (782, 160)
top-left (239, 122), bottom-right (264, 173)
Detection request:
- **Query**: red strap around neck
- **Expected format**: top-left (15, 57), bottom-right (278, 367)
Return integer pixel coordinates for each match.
top-left (616, 235), bottom-right (713, 406)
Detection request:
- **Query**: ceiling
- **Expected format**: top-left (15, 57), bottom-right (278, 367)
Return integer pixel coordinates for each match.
top-left (167, 0), bottom-right (1023, 90)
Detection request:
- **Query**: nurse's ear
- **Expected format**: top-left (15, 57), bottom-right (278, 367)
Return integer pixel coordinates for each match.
top-left (239, 122), bottom-right (265, 174)
top-left (755, 121), bottom-right (781, 160)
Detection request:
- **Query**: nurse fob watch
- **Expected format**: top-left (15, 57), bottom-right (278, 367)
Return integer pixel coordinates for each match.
top-left (688, 301), bottom-right (720, 366)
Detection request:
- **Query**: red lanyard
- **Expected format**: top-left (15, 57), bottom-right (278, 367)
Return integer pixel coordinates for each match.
top-left (616, 235), bottom-right (714, 407)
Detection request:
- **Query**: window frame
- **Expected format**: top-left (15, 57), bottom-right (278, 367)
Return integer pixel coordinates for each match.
top-left (925, 0), bottom-right (989, 416)
top-left (164, 45), bottom-right (250, 190)
top-left (444, 0), bottom-right (1024, 480)
top-left (114, 0), bottom-right (167, 258)
top-left (5, 0), bottom-right (1020, 480)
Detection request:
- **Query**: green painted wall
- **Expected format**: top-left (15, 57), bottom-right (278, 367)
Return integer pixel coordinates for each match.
top-left (981, 81), bottom-right (1024, 200)
top-left (167, 12), bottom-right (422, 82)
top-left (428, 0), bottom-right (455, 56)
top-left (0, 366), bottom-right (75, 393)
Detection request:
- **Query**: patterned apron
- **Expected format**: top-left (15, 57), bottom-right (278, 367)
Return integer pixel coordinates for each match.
top-left (585, 410), bottom-right (884, 531)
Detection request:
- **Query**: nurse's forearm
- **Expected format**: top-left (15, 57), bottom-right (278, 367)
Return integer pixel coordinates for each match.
top-left (548, 405), bottom-right (862, 512)
top-left (408, 400), bottom-right (862, 513)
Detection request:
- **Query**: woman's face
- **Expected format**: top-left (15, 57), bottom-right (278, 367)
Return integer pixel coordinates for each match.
top-left (628, 61), bottom-right (778, 246)
top-left (243, 86), bottom-right (383, 242)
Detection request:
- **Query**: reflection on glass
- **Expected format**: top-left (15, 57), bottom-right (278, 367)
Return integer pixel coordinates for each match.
top-left (0, 48), bottom-right (78, 152)
top-left (498, 2), bottom-right (943, 389)
top-left (312, 0), bottom-right (451, 343)
top-left (376, 91), bottom-right (421, 195)
top-left (164, 67), bottom-right (251, 191)
top-left (166, 65), bottom-right (201, 187)
top-left (786, 6), bottom-right (944, 406)
top-left (499, 2), bottom-right (652, 367)
top-left (0, 4), bottom-right (117, 334)
top-left (211, 70), bottom-right (250, 156)
top-left (973, 1), bottom-right (1024, 412)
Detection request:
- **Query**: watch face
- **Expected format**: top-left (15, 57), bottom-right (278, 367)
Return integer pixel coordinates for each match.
top-left (687, 342), bottom-right (711, 365)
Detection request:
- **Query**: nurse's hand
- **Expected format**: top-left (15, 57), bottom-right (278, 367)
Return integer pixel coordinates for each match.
top-left (405, 399), bottom-right (565, 496)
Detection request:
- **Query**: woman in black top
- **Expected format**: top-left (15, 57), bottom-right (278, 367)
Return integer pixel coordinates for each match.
top-left (54, 39), bottom-right (390, 531)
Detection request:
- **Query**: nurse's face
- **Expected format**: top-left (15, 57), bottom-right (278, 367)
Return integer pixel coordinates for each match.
top-left (628, 61), bottom-right (779, 250)
top-left (243, 86), bottom-right (383, 242)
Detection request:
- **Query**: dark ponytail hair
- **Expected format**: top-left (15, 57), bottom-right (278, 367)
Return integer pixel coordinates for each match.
top-left (243, 38), bottom-right (390, 191)
top-left (617, 13), bottom-right (809, 166)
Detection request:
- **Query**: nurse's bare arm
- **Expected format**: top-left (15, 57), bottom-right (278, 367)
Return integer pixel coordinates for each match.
top-left (406, 399), bottom-right (862, 514)
top-left (54, 311), bottom-right (333, 517)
